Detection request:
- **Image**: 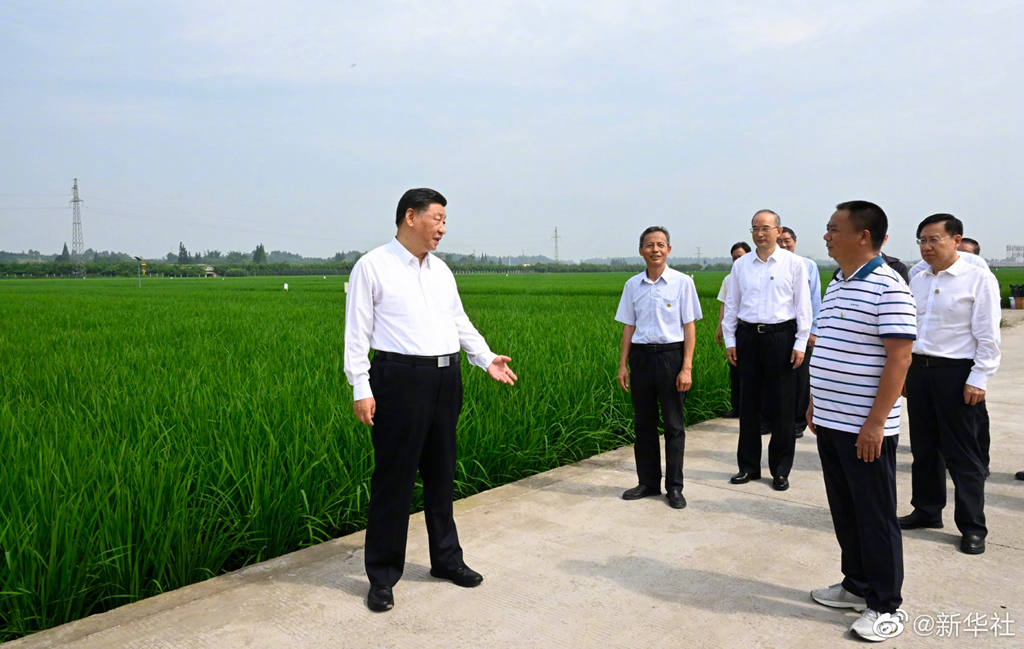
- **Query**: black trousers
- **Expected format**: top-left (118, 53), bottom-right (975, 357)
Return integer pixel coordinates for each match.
top-left (364, 355), bottom-right (465, 587)
top-left (736, 321), bottom-right (797, 478)
top-left (794, 346), bottom-right (812, 432)
top-left (729, 362), bottom-right (741, 413)
top-left (906, 360), bottom-right (986, 537)
top-left (629, 347), bottom-right (687, 490)
top-left (817, 427), bottom-right (903, 614)
top-left (978, 400), bottom-right (990, 471)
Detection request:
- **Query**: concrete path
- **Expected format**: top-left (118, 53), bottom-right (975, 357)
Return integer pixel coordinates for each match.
top-left (8, 315), bottom-right (1024, 649)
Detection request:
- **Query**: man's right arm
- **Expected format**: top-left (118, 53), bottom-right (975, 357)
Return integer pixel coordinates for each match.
top-left (614, 282), bottom-right (636, 392)
top-left (723, 267), bottom-right (741, 365)
top-left (344, 261), bottom-right (376, 422)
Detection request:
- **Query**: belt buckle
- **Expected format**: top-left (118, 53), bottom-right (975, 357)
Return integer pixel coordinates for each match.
top-left (757, 324), bottom-right (766, 334)
top-left (438, 355), bottom-right (450, 368)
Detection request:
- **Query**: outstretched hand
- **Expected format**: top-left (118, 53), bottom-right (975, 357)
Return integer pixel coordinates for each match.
top-left (487, 355), bottom-right (517, 385)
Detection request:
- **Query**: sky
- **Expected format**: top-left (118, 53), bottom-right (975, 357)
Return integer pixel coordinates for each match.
top-left (2, 1), bottom-right (1022, 262)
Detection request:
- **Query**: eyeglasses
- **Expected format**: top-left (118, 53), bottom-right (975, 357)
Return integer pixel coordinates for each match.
top-left (916, 235), bottom-right (951, 247)
top-left (750, 226), bottom-right (777, 234)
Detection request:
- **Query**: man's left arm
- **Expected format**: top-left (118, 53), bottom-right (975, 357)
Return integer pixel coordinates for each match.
top-left (965, 273), bottom-right (1002, 404)
top-left (676, 280), bottom-right (702, 392)
top-left (791, 256), bottom-right (811, 366)
top-left (807, 260), bottom-right (821, 345)
top-left (452, 287), bottom-right (516, 385)
top-left (857, 337), bottom-right (914, 461)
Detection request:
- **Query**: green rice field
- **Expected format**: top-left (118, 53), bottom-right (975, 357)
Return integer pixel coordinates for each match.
top-left (3, 266), bottom-right (1022, 641)
top-left (0, 271), bottom-right (733, 641)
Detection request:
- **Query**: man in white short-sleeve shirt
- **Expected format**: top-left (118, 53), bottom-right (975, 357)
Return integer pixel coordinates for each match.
top-left (615, 226), bottom-right (703, 509)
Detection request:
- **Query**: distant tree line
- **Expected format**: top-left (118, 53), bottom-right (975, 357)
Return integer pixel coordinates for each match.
top-left (0, 258), bottom-right (737, 279)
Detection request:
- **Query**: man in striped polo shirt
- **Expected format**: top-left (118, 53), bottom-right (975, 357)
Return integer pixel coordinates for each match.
top-left (807, 201), bottom-right (916, 643)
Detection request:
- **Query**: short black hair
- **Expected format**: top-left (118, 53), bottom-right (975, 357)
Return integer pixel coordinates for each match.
top-left (781, 226), bottom-right (796, 240)
top-left (915, 213), bottom-right (963, 239)
top-left (730, 241), bottom-right (751, 254)
top-left (396, 188), bottom-right (447, 227)
top-left (639, 226), bottom-right (670, 248)
top-left (836, 200), bottom-right (887, 250)
top-left (961, 237), bottom-right (980, 254)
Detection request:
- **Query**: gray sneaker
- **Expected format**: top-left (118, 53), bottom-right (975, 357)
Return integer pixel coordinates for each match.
top-left (810, 583), bottom-right (867, 611)
top-left (851, 609), bottom-right (904, 642)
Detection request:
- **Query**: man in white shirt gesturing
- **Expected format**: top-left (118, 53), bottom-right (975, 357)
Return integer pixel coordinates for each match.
top-left (900, 214), bottom-right (1001, 556)
top-left (722, 210), bottom-right (812, 491)
top-left (344, 188), bottom-right (517, 612)
top-left (615, 226), bottom-right (703, 509)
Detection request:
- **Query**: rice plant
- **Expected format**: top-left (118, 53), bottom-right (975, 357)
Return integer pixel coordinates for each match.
top-left (0, 273), bottom-right (732, 641)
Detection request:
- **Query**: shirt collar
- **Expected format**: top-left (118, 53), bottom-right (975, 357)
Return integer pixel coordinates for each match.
top-left (640, 268), bottom-right (671, 285)
top-left (753, 246), bottom-right (783, 264)
top-left (923, 254), bottom-right (964, 278)
top-left (838, 254), bottom-right (884, 281)
top-left (388, 237), bottom-right (431, 269)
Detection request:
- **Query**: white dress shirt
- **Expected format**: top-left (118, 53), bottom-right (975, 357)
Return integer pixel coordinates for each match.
top-left (717, 274), bottom-right (730, 303)
top-left (722, 246), bottom-right (812, 352)
top-left (910, 255), bottom-right (1001, 390)
top-left (909, 251), bottom-right (989, 281)
top-left (344, 238), bottom-right (497, 401)
top-left (615, 267), bottom-right (703, 344)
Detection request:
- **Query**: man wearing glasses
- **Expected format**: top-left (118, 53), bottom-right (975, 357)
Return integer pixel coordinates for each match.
top-left (900, 214), bottom-right (1001, 555)
top-left (722, 210), bottom-right (812, 491)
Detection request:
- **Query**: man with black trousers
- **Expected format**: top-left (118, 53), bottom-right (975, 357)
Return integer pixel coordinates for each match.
top-left (808, 200), bottom-right (915, 642)
top-left (616, 226), bottom-right (702, 509)
top-left (777, 227), bottom-right (821, 440)
top-left (722, 210), bottom-right (812, 491)
top-left (344, 188), bottom-right (518, 612)
top-left (900, 214), bottom-right (1001, 555)
top-left (958, 237), bottom-right (993, 478)
top-left (716, 241), bottom-right (751, 418)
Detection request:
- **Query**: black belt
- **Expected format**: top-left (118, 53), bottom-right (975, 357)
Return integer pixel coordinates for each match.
top-left (375, 350), bottom-right (460, 368)
top-left (738, 319), bottom-right (796, 333)
top-left (912, 354), bottom-right (974, 368)
top-left (631, 342), bottom-right (684, 352)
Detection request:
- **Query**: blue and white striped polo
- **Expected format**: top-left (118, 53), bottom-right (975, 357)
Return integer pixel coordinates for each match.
top-left (809, 255), bottom-right (917, 435)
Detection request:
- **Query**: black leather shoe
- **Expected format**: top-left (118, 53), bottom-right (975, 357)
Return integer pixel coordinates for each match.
top-left (366, 585), bottom-right (394, 612)
top-left (723, 409), bottom-right (740, 419)
top-left (772, 476), bottom-right (789, 491)
top-left (622, 484), bottom-right (661, 500)
top-left (794, 427), bottom-right (805, 439)
top-left (983, 466), bottom-right (991, 479)
top-left (1016, 470), bottom-right (1024, 481)
top-left (430, 565), bottom-right (483, 588)
top-left (960, 534), bottom-right (985, 555)
top-left (666, 488), bottom-right (687, 509)
top-left (730, 472), bottom-right (761, 484)
top-left (760, 427), bottom-right (771, 436)
top-left (898, 511), bottom-right (943, 530)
